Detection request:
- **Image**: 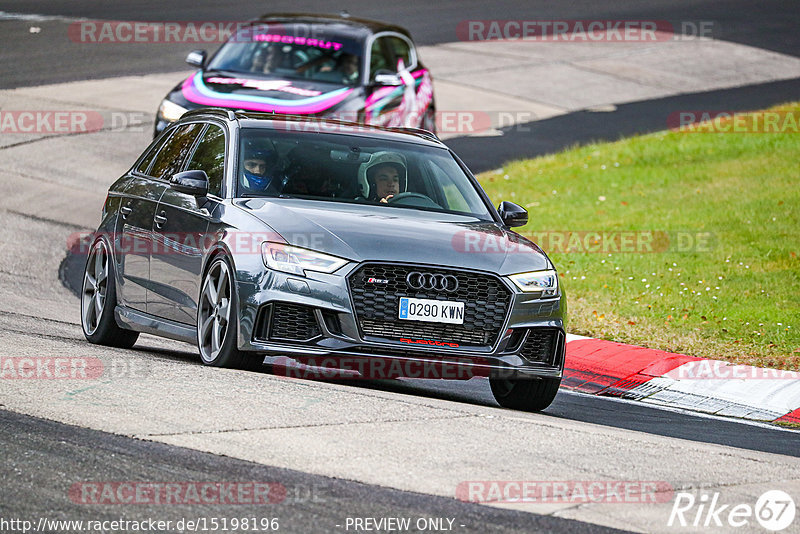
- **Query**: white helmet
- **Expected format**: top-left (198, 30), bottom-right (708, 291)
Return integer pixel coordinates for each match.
top-left (357, 151), bottom-right (407, 199)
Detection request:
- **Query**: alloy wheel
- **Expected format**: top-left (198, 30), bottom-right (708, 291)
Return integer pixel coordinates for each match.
top-left (198, 260), bottom-right (232, 363)
top-left (81, 240), bottom-right (109, 335)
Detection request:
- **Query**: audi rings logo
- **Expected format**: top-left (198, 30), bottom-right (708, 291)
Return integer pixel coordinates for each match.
top-left (406, 272), bottom-right (459, 292)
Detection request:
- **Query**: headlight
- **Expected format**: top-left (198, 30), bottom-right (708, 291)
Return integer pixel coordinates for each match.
top-left (158, 99), bottom-right (188, 122)
top-left (508, 269), bottom-right (559, 296)
top-left (261, 242), bottom-right (347, 277)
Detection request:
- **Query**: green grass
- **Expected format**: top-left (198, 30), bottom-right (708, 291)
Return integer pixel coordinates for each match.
top-left (478, 103), bottom-right (800, 369)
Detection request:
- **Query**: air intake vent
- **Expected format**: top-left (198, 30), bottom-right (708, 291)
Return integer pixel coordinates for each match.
top-left (519, 329), bottom-right (558, 364)
top-left (254, 303), bottom-right (321, 343)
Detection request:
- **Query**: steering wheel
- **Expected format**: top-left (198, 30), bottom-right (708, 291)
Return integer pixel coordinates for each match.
top-left (387, 192), bottom-right (440, 208)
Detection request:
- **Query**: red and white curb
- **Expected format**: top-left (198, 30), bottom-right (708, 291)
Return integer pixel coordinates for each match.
top-left (563, 334), bottom-right (800, 424)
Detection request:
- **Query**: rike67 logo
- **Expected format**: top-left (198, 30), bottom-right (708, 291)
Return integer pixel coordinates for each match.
top-left (668, 490), bottom-right (795, 531)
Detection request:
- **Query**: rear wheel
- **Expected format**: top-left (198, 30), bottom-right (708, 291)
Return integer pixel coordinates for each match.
top-left (197, 256), bottom-right (261, 370)
top-left (489, 376), bottom-right (561, 412)
top-left (81, 238), bottom-right (139, 348)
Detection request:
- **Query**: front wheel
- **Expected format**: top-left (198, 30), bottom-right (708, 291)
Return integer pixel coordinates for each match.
top-left (489, 376), bottom-right (561, 412)
top-left (197, 256), bottom-right (260, 369)
top-left (81, 238), bottom-right (139, 348)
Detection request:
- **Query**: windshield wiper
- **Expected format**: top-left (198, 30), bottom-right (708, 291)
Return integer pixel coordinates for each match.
top-left (238, 193), bottom-right (295, 199)
top-left (202, 68), bottom-right (246, 77)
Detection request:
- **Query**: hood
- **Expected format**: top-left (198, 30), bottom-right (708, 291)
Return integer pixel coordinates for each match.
top-left (236, 198), bottom-right (551, 275)
top-left (180, 71), bottom-right (358, 114)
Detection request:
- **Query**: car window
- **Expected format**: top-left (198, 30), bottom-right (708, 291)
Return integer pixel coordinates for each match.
top-left (135, 133), bottom-right (171, 175)
top-left (425, 159), bottom-right (479, 214)
top-left (236, 128), bottom-right (493, 221)
top-left (187, 124), bottom-right (226, 197)
top-left (206, 24), bottom-right (364, 86)
top-left (369, 38), bottom-right (391, 75)
top-left (386, 36), bottom-right (412, 70)
top-left (148, 123), bottom-right (203, 181)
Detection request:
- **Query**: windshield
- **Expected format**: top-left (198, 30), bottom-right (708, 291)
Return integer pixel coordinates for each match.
top-left (236, 128), bottom-right (493, 220)
top-left (207, 23), bottom-right (364, 86)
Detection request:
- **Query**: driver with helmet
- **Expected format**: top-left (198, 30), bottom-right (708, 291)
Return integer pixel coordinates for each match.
top-left (357, 151), bottom-right (407, 203)
top-left (240, 139), bottom-right (279, 194)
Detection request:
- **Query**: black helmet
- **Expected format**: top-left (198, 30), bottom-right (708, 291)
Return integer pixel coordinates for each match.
top-left (242, 139), bottom-right (278, 169)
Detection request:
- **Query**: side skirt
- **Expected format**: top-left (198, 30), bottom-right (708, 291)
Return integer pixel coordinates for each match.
top-left (115, 305), bottom-right (196, 344)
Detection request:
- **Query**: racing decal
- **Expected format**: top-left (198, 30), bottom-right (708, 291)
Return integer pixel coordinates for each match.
top-left (206, 77), bottom-right (323, 97)
top-left (252, 33), bottom-right (344, 51)
top-left (364, 69), bottom-right (433, 128)
top-left (400, 338), bottom-right (460, 348)
top-left (181, 72), bottom-right (355, 114)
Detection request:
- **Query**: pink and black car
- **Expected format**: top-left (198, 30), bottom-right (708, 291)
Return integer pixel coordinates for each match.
top-left (154, 13), bottom-right (436, 136)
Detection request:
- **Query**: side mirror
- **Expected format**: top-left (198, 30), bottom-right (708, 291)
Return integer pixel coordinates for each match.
top-left (185, 50), bottom-right (206, 69)
top-left (372, 71), bottom-right (402, 86)
top-left (498, 201), bottom-right (528, 227)
top-left (170, 170), bottom-right (209, 197)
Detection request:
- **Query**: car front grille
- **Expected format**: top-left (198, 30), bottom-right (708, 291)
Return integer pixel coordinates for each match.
top-left (254, 302), bottom-right (321, 343)
top-left (348, 263), bottom-right (512, 348)
top-left (360, 319), bottom-right (491, 346)
top-left (518, 328), bottom-right (559, 365)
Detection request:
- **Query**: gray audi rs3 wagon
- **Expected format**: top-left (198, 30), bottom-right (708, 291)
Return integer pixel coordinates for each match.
top-left (81, 108), bottom-right (566, 411)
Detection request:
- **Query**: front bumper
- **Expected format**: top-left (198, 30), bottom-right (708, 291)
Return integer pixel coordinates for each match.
top-left (235, 262), bottom-right (566, 379)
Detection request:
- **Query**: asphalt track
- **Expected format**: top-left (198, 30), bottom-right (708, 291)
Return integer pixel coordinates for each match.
top-left (448, 76), bottom-right (800, 172)
top-left (2, 0), bottom-right (799, 89)
top-left (2, 2), bottom-right (798, 173)
top-left (2, 2), bottom-right (800, 533)
top-left (1, 409), bottom-right (629, 534)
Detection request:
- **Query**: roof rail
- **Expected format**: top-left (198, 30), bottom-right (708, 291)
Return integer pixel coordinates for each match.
top-left (388, 126), bottom-right (440, 142)
top-left (180, 107), bottom-right (240, 123)
top-left (225, 111), bottom-right (443, 143)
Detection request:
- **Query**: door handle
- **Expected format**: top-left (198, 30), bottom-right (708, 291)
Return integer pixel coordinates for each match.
top-left (154, 211), bottom-right (167, 229)
top-left (120, 204), bottom-right (132, 219)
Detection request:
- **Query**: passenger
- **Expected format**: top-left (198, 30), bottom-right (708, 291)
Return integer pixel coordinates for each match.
top-left (330, 53), bottom-right (360, 84)
top-left (250, 45), bottom-right (284, 73)
top-left (249, 47), bottom-right (269, 73)
top-left (240, 140), bottom-right (279, 193)
top-left (357, 152), bottom-right (407, 203)
top-left (283, 147), bottom-right (340, 197)
top-left (313, 52), bottom-right (360, 84)
top-left (263, 45), bottom-right (285, 72)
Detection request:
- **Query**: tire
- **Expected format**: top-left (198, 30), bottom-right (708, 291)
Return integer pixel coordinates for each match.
top-left (489, 375), bottom-right (561, 412)
top-left (197, 255), bottom-right (261, 370)
top-left (81, 238), bottom-right (139, 348)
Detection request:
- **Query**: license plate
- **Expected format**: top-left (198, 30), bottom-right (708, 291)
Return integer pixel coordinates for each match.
top-left (398, 297), bottom-right (465, 325)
